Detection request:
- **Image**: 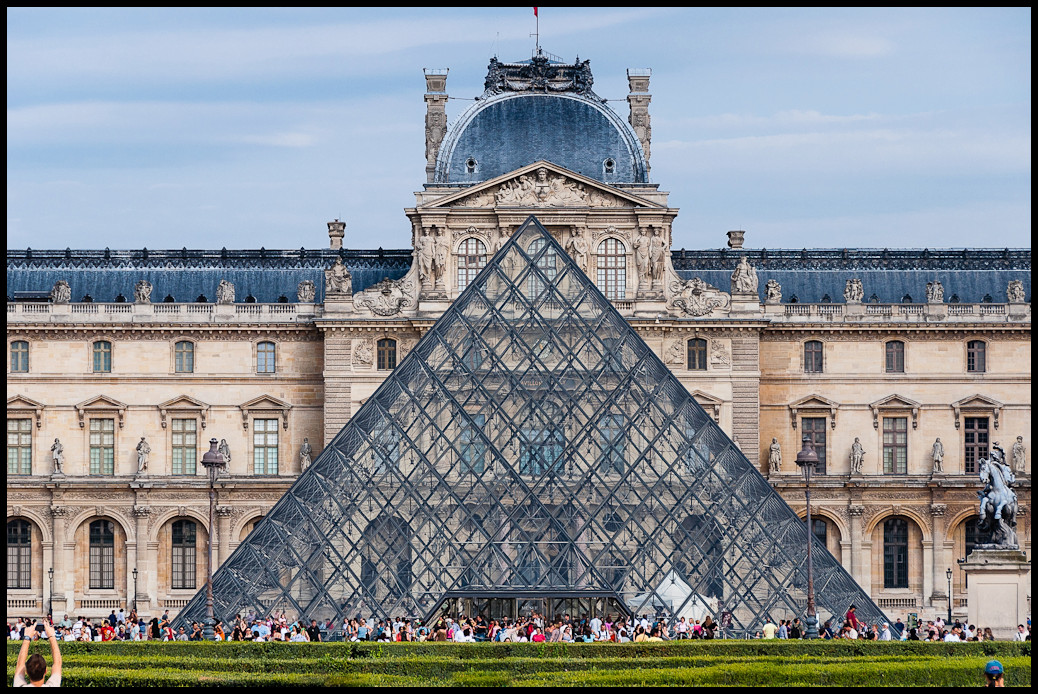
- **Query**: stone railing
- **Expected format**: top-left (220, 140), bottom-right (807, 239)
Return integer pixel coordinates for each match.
top-left (7, 597), bottom-right (41, 612)
top-left (768, 302), bottom-right (1027, 324)
top-left (7, 302), bottom-right (322, 324)
top-left (78, 598), bottom-right (123, 611)
top-left (877, 597), bottom-right (918, 609)
top-left (161, 598), bottom-right (192, 608)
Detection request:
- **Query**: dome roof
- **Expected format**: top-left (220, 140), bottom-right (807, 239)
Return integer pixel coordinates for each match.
top-left (434, 55), bottom-right (648, 186)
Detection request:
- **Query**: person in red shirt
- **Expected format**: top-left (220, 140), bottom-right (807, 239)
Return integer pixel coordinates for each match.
top-left (845, 604), bottom-right (860, 632)
top-left (100, 622), bottom-right (116, 641)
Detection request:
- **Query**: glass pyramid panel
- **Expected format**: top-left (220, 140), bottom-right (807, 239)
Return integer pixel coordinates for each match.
top-left (176, 216), bottom-right (887, 635)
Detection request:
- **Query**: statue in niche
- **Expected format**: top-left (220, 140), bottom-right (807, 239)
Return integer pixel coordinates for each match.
top-left (1011, 436), bottom-right (1026, 473)
top-left (136, 436), bottom-right (151, 475)
top-left (564, 227), bottom-right (589, 270)
top-left (50, 280), bottom-right (71, 304)
top-left (849, 438), bottom-right (865, 475)
top-left (218, 439), bottom-right (232, 464)
top-left (765, 279), bottom-right (782, 304)
top-left (730, 256), bottom-right (758, 294)
top-left (926, 280), bottom-right (944, 303)
top-left (415, 227), bottom-right (436, 288)
top-left (51, 438), bottom-right (64, 475)
top-left (648, 227), bottom-right (667, 284)
top-left (299, 438), bottom-right (312, 472)
top-left (977, 443), bottom-right (1018, 548)
top-left (633, 228), bottom-right (651, 285)
top-left (216, 280), bottom-right (235, 305)
top-left (1006, 280), bottom-right (1025, 304)
top-left (769, 438), bottom-right (782, 472)
top-left (297, 280), bottom-right (316, 303)
top-left (433, 227), bottom-right (449, 288)
top-left (325, 258), bottom-right (352, 297)
top-left (134, 279), bottom-right (153, 303)
top-left (931, 438), bottom-right (944, 473)
top-left (844, 278), bottom-right (864, 303)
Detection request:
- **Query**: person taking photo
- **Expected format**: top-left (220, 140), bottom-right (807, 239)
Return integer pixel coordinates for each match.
top-left (13, 621), bottom-right (62, 687)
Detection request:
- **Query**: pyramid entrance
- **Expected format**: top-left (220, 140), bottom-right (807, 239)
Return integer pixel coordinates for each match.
top-left (176, 216), bottom-right (887, 635)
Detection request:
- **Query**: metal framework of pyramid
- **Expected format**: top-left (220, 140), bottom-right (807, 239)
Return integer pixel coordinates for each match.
top-left (176, 216), bottom-right (887, 634)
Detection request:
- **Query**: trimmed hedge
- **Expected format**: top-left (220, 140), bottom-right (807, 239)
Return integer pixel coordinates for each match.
top-left (7, 641), bottom-right (1030, 687)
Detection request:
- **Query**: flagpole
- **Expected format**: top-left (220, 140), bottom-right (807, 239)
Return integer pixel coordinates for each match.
top-left (535, 7), bottom-right (539, 55)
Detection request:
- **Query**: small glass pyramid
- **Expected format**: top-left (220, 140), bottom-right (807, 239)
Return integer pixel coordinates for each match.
top-left (177, 216), bottom-right (887, 634)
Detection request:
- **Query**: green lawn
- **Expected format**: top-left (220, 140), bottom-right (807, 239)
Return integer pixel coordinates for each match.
top-left (7, 640), bottom-right (1030, 686)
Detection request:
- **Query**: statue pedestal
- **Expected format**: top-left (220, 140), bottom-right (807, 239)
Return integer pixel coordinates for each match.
top-left (960, 547), bottom-right (1030, 640)
top-left (730, 292), bottom-right (761, 315)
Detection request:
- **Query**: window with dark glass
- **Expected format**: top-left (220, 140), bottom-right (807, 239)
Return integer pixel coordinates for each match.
top-left (966, 340), bottom-right (986, 373)
top-left (883, 517), bottom-right (909, 589)
top-left (457, 238), bottom-right (488, 292)
top-left (526, 238), bottom-right (557, 299)
top-left (175, 341), bottom-right (194, 373)
top-left (964, 417), bottom-right (989, 475)
top-left (885, 341), bottom-right (904, 373)
top-left (596, 238), bottom-right (627, 300)
top-left (7, 419), bottom-right (32, 475)
top-left (256, 342), bottom-right (276, 374)
top-left (598, 413), bottom-right (625, 474)
top-left (171, 419), bottom-right (197, 475)
top-left (89, 418), bottom-right (115, 475)
top-left (92, 340), bottom-right (112, 373)
top-left (253, 419), bottom-right (279, 475)
top-left (89, 519), bottom-right (115, 589)
top-left (807, 518), bottom-right (827, 547)
top-left (377, 339), bottom-right (397, 371)
top-left (459, 414), bottom-right (486, 474)
top-left (882, 417), bottom-right (908, 474)
top-left (7, 519), bottom-right (31, 589)
top-left (804, 340), bottom-right (823, 373)
top-left (687, 338), bottom-right (707, 371)
top-left (171, 520), bottom-right (197, 590)
top-left (801, 417), bottom-right (827, 475)
top-left (10, 341), bottom-right (29, 373)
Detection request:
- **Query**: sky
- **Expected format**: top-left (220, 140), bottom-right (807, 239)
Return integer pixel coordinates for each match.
top-left (6, 7), bottom-right (1031, 252)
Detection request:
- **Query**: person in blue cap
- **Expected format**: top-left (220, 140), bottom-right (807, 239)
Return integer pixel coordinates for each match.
top-left (984, 660), bottom-right (1005, 687)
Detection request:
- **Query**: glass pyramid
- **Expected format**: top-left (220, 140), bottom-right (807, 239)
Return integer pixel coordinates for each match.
top-left (176, 216), bottom-right (887, 635)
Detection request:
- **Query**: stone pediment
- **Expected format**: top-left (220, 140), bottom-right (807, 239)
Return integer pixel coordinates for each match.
top-left (8, 395), bottom-right (44, 428)
top-left (690, 390), bottom-right (723, 423)
top-left (951, 394), bottom-right (1003, 430)
top-left (428, 161), bottom-right (658, 210)
top-left (158, 395), bottom-right (211, 429)
top-left (75, 395), bottom-right (128, 428)
top-left (788, 394), bottom-right (839, 430)
top-left (238, 395), bottom-right (292, 430)
top-left (869, 394), bottom-right (922, 429)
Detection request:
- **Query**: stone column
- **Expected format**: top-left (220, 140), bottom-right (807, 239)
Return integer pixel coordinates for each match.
top-left (626, 69), bottom-right (652, 172)
top-left (848, 505), bottom-right (866, 588)
top-left (929, 503), bottom-right (948, 607)
top-left (423, 69), bottom-right (449, 183)
top-left (49, 506), bottom-right (70, 614)
top-left (921, 540), bottom-right (934, 609)
top-left (132, 506), bottom-right (151, 611)
top-left (217, 506), bottom-right (234, 567)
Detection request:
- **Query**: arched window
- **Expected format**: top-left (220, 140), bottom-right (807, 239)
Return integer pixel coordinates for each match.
top-left (966, 340), bottom-right (986, 373)
top-left (377, 338), bottom-right (397, 370)
top-left (7, 519), bottom-right (31, 589)
top-left (174, 341), bottom-right (194, 373)
top-left (804, 340), bottom-right (823, 373)
top-left (171, 520), bottom-right (197, 590)
top-left (89, 519), bottom-right (115, 589)
top-left (596, 239), bottom-right (627, 300)
top-left (885, 341), bottom-right (904, 373)
top-left (526, 238), bottom-right (557, 299)
top-left (92, 340), bottom-right (112, 373)
top-left (10, 340), bottom-right (29, 373)
top-left (256, 341), bottom-right (276, 373)
top-left (456, 238), bottom-right (488, 292)
top-left (687, 338), bottom-right (708, 371)
top-left (882, 517), bottom-right (909, 589)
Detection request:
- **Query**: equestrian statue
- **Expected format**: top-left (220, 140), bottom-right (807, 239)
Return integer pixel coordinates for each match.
top-left (977, 443), bottom-right (1019, 549)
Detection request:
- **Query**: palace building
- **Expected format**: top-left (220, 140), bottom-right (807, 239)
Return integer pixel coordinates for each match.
top-left (6, 50), bottom-right (1030, 625)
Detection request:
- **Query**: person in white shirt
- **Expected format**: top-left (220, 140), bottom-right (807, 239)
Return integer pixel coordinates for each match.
top-left (589, 616), bottom-right (602, 634)
top-left (71, 619), bottom-right (83, 640)
top-left (1014, 624), bottom-right (1028, 641)
top-left (878, 623), bottom-right (892, 641)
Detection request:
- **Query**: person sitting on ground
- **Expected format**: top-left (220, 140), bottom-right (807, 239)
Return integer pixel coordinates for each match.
top-left (14, 621), bottom-right (62, 687)
top-left (983, 660), bottom-right (1005, 687)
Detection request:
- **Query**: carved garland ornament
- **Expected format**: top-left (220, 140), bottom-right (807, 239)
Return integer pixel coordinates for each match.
top-left (667, 277), bottom-right (731, 317)
top-left (354, 277), bottom-right (418, 317)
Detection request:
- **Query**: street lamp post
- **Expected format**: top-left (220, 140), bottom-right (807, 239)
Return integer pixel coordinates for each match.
top-left (201, 438), bottom-right (227, 640)
top-left (946, 567), bottom-right (953, 625)
top-left (47, 567), bottom-right (54, 620)
top-left (795, 435), bottom-right (820, 639)
top-left (132, 567), bottom-right (139, 613)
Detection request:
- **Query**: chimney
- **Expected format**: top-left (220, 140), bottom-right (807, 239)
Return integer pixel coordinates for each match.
top-left (423, 68), bottom-right (449, 183)
top-left (727, 230), bottom-right (746, 249)
top-left (626, 69), bottom-right (652, 173)
top-left (328, 219), bottom-right (345, 250)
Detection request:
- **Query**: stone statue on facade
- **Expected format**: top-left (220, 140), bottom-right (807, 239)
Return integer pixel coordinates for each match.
top-left (849, 437), bottom-right (865, 475)
top-left (433, 227), bottom-right (449, 289)
top-left (297, 280), bottom-right (316, 303)
top-left (564, 227), bottom-right (589, 270)
top-left (134, 279), bottom-right (153, 303)
top-left (136, 436), bottom-right (151, 475)
top-left (1006, 280), bottom-right (1025, 304)
top-left (977, 443), bottom-right (1018, 548)
top-left (844, 278), bottom-right (864, 303)
top-left (51, 438), bottom-right (64, 475)
top-left (665, 340), bottom-right (683, 365)
top-left (925, 280), bottom-right (944, 304)
top-left (668, 277), bottom-right (731, 317)
top-left (353, 339), bottom-right (374, 366)
top-left (325, 258), bottom-right (352, 297)
top-left (1011, 436), bottom-right (1026, 473)
top-left (648, 227), bottom-right (668, 286)
top-left (218, 438), bottom-right (231, 464)
top-left (730, 256), bottom-right (758, 294)
top-left (931, 437), bottom-right (944, 473)
top-left (354, 277), bottom-right (418, 316)
top-left (299, 437), bottom-right (312, 472)
top-left (50, 280), bottom-right (71, 304)
top-left (633, 228), bottom-right (651, 287)
top-left (216, 280), bottom-right (235, 305)
top-left (769, 438), bottom-right (782, 473)
top-left (765, 279), bottom-right (782, 304)
top-left (416, 227), bottom-right (436, 288)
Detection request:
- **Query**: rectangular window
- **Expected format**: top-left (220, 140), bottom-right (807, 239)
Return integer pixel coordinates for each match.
top-left (966, 341), bottom-right (986, 373)
top-left (10, 341), bottom-right (29, 373)
top-left (7, 419), bottom-right (32, 475)
top-left (687, 339), bottom-right (707, 371)
top-left (460, 414), bottom-right (486, 474)
top-left (175, 342), bottom-right (194, 373)
top-left (89, 418), bottom-right (115, 475)
top-left (804, 341), bottom-right (824, 373)
top-left (253, 419), bottom-right (279, 475)
top-left (882, 417), bottom-right (908, 474)
top-left (89, 545), bottom-right (114, 590)
top-left (801, 417), bottom-right (827, 475)
top-left (599, 414), bottom-right (625, 474)
top-left (256, 342), bottom-right (276, 374)
top-left (7, 521), bottom-right (31, 589)
top-left (171, 522), bottom-right (197, 590)
top-left (93, 341), bottom-right (112, 373)
top-left (964, 417), bottom-right (989, 475)
top-left (885, 342), bottom-right (905, 373)
top-left (171, 419), bottom-right (197, 475)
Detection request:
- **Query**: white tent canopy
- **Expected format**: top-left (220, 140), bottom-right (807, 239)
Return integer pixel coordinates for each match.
top-left (628, 571), bottom-right (719, 622)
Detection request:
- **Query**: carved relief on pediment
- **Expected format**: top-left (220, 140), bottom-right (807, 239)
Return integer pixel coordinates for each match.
top-left (448, 169), bottom-right (627, 209)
